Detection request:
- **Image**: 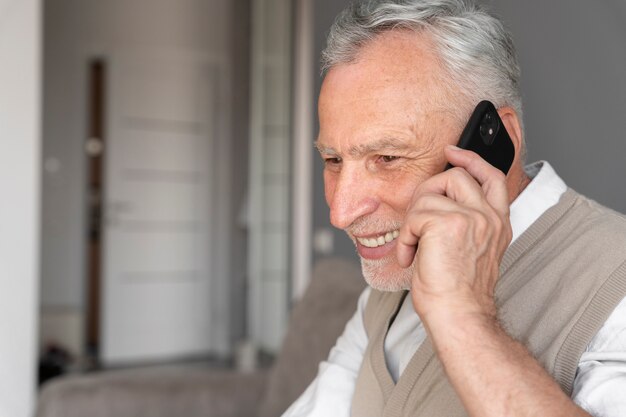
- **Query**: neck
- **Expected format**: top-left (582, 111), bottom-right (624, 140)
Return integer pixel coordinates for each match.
top-left (506, 161), bottom-right (531, 204)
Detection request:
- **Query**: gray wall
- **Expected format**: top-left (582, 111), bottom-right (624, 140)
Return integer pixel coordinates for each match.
top-left (312, 0), bottom-right (626, 261)
top-left (484, 0), bottom-right (626, 212)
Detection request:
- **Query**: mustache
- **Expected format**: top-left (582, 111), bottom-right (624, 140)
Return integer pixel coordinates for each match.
top-left (345, 217), bottom-right (403, 237)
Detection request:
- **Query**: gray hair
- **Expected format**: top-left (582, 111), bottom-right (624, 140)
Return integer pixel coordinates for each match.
top-left (321, 0), bottom-right (524, 132)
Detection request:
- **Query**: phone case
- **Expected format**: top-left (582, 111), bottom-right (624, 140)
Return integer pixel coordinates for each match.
top-left (446, 100), bottom-right (515, 174)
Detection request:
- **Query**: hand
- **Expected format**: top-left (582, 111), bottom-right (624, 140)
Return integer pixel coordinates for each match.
top-left (396, 145), bottom-right (512, 322)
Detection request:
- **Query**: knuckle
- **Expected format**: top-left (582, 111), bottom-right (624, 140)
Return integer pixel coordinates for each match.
top-left (473, 211), bottom-right (492, 237)
top-left (413, 193), bottom-right (438, 210)
top-left (446, 212), bottom-right (469, 231)
top-left (492, 169), bottom-right (506, 183)
top-left (476, 211), bottom-right (490, 229)
top-left (449, 167), bottom-right (469, 182)
top-left (404, 207), bottom-right (425, 228)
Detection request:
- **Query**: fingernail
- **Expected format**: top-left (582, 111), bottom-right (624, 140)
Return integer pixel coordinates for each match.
top-left (447, 145), bottom-right (461, 151)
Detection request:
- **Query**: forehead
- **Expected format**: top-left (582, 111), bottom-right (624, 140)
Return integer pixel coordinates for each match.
top-left (318, 30), bottom-right (454, 151)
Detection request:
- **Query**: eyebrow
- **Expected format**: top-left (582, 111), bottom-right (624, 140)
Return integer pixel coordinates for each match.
top-left (314, 137), bottom-right (414, 158)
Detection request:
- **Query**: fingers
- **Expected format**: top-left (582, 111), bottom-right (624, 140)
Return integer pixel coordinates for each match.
top-left (410, 146), bottom-right (509, 216)
top-left (396, 221), bottom-right (419, 268)
top-left (443, 145), bottom-right (510, 215)
top-left (397, 194), bottom-right (471, 267)
top-left (397, 147), bottom-right (513, 269)
top-left (397, 191), bottom-right (497, 267)
top-left (413, 166), bottom-right (486, 210)
top-left (396, 209), bottom-right (461, 268)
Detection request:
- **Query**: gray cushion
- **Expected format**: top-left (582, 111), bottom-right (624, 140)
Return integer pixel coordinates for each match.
top-left (36, 257), bottom-right (365, 417)
top-left (37, 366), bottom-right (268, 417)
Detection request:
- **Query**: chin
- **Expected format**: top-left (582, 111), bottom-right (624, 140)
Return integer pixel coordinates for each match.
top-left (360, 255), bottom-right (414, 292)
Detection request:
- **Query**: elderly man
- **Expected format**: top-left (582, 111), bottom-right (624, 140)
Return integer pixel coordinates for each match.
top-left (283, 0), bottom-right (626, 416)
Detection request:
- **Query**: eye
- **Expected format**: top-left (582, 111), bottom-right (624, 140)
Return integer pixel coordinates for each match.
top-left (323, 156), bottom-right (342, 167)
top-left (379, 155), bottom-right (400, 163)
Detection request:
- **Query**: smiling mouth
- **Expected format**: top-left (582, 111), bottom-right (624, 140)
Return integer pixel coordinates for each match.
top-left (356, 230), bottom-right (400, 248)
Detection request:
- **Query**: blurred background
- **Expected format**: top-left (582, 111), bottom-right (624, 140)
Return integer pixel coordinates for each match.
top-left (1, 0), bottom-right (625, 415)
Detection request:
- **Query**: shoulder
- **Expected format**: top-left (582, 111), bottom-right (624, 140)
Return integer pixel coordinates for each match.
top-left (570, 189), bottom-right (626, 227)
top-left (564, 189), bottom-right (626, 248)
top-left (577, 192), bottom-right (626, 219)
top-left (559, 189), bottom-right (626, 299)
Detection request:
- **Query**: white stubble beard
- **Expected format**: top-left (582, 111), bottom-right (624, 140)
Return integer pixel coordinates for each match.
top-left (346, 218), bottom-right (416, 292)
top-left (359, 254), bottom-right (415, 292)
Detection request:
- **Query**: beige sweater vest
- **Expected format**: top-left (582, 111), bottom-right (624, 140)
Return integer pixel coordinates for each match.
top-left (351, 189), bottom-right (626, 417)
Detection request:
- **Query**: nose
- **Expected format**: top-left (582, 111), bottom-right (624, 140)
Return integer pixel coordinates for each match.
top-left (327, 165), bottom-right (379, 230)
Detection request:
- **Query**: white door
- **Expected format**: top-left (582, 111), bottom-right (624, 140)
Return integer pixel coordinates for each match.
top-left (101, 51), bottom-right (216, 364)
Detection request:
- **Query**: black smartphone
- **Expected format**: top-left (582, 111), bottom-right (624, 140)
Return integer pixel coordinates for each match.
top-left (445, 100), bottom-right (515, 174)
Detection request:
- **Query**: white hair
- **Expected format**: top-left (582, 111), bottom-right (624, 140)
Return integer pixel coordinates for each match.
top-left (321, 0), bottom-right (524, 132)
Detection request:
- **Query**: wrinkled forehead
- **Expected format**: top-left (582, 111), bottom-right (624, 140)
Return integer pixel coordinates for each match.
top-left (319, 30), bottom-right (456, 120)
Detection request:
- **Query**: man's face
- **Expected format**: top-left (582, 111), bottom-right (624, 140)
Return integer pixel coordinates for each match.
top-left (317, 30), bottom-right (463, 291)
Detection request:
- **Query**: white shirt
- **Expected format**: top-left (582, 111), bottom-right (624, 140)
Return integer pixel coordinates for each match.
top-left (284, 162), bottom-right (626, 417)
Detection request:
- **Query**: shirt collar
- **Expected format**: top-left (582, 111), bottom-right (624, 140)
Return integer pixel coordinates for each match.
top-left (509, 161), bottom-right (568, 244)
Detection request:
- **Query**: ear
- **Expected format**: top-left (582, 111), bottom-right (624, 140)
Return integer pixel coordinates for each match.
top-left (497, 106), bottom-right (524, 163)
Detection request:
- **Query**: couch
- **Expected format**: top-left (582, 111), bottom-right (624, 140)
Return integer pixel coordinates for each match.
top-left (37, 257), bottom-right (366, 417)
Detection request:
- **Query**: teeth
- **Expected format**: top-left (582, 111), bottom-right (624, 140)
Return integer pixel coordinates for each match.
top-left (357, 230), bottom-right (400, 248)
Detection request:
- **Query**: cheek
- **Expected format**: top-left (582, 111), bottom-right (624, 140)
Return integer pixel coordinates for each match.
top-left (376, 169), bottom-right (425, 211)
top-left (384, 181), bottom-right (416, 213)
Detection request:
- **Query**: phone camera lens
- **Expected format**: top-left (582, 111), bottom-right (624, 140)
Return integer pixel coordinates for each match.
top-left (480, 111), bottom-right (499, 145)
